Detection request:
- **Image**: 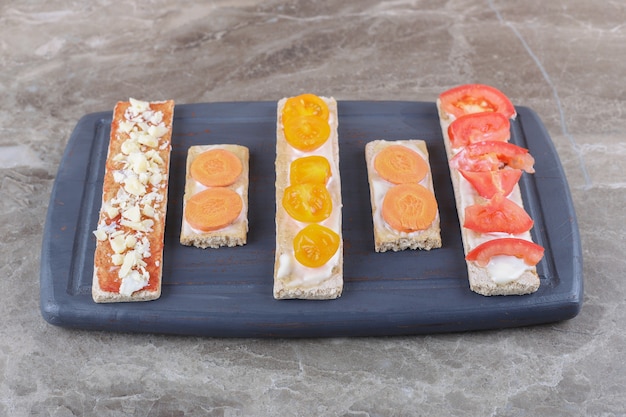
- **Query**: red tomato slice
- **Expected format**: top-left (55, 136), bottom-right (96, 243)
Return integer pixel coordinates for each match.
top-left (464, 193), bottom-right (533, 234)
top-left (447, 111), bottom-right (510, 149)
top-left (459, 168), bottom-right (522, 198)
top-left (451, 141), bottom-right (535, 173)
top-left (439, 84), bottom-right (516, 120)
top-left (465, 238), bottom-right (544, 267)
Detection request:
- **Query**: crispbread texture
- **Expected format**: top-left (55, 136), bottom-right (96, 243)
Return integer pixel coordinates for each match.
top-left (437, 99), bottom-right (540, 296)
top-left (365, 139), bottom-right (442, 252)
top-left (92, 269), bottom-right (162, 303)
top-left (180, 144), bottom-right (249, 249)
top-left (92, 99), bottom-right (174, 303)
top-left (273, 96), bottom-right (343, 300)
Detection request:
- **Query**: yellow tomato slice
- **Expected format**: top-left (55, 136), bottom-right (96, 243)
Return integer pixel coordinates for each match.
top-left (282, 94), bottom-right (329, 122)
top-left (283, 115), bottom-right (331, 152)
top-left (282, 183), bottom-right (332, 223)
top-left (289, 155), bottom-right (332, 185)
top-left (293, 224), bottom-right (340, 268)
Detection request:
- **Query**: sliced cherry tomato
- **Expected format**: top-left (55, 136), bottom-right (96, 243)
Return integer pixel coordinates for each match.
top-left (282, 94), bottom-right (329, 122)
top-left (282, 183), bottom-right (332, 223)
top-left (465, 238), bottom-right (544, 267)
top-left (464, 193), bottom-right (533, 234)
top-left (459, 168), bottom-right (522, 198)
top-left (447, 111), bottom-right (510, 149)
top-left (374, 145), bottom-right (429, 184)
top-left (290, 155), bottom-right (331, 185)
top-left (451, 141), bottom-right (535, 173)
top-left (293, 224), bottom-right (340, 268)
top-left (283, 115), bottom-right (331, 152)
top-left (439, 84), bottom-right (516, 120)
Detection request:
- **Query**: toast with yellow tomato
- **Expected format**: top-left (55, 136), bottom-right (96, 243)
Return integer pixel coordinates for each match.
top-left (273, 94), bottom-right (343, 300)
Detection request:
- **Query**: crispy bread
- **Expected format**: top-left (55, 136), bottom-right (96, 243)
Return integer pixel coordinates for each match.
top-left (92, 99), bottom-right (174, 303)
top-left (365, 139), bottom-right (442, 252)
top-left (273, 96), bottom-right (343, 300)
top-left (437, 99), bottom-right (540, 296)
top-left (180, 144), bottom-right (249, 248)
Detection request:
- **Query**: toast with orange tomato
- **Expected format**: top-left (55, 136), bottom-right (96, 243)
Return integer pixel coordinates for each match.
top-left (437, 84), bottom-right (544, 296)
top-left (364, 139), bottom-right (441, 252)
top-left (180, 144), bottom-right (249, 248)
top-left (273, 94), bottom-right (343, 300)
top-left (92, 98), bottom-right (174, 303)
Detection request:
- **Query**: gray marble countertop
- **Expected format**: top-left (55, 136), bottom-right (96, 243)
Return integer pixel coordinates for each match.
top-left (2, 1), bottom-right (624, 415)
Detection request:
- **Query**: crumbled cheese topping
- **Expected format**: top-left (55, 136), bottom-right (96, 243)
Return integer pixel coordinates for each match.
top-left (93, 98), bottom-right (170, 296)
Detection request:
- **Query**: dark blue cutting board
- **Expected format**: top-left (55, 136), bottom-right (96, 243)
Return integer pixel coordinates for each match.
top-left (40, 101), bottom-right (583, 337)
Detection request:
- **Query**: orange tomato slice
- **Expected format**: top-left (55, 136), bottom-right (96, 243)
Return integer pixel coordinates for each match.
top-left (190, 148), bottom-right (243, 187)
top-left (381, 183), bottom-right (438, 232)
top-left (293, 224), bottom-right (340, 268)
top-left (184, 187), bottom-right (242, 232)
top-left (465, 238), bottom-right (544, 267)
top-left (464, 193), bottom-right (534, 234)
top-left (447, 111), bottom-right (511, 149)
top-left (283, 115), bottom-right (331, 152)
top-left (439, 84), bottom-right (516, 120)
top-left (282, 94), bottom-right (329, 122)
top-left (282, 183), bottom-right (332, 223)
top-left (289, 155), bottom-right (332, 185)
top-left (374, 145), bottom-right (429, 184)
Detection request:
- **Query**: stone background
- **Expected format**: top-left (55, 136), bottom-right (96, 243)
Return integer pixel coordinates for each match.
top-left (1, 1), bottom-right (625, 416)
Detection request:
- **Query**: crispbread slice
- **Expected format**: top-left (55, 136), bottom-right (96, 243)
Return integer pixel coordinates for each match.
top-left (92, 99), bottom-right (174, 303)
top-left (179, 144), bottom-right (249, 249)
top-left (437, 99), bottom-right (540, 296)
top-left (365, 139), bottom-right (442, 252)
top-left (273, 96), bottom-right (343, 300)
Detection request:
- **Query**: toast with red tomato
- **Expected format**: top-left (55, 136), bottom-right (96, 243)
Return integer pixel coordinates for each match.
top-left (92, 98), bottom-right (174, 303)
top-left (364, 139), bottom-right (442, 252)
top-left (273, 94), bottom-right (343, 300)
top-left (180, 144), bottom-right (249, 249)
top-left (437, 84), bottom-right (543, 296)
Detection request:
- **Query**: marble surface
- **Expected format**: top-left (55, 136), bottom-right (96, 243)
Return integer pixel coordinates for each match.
top-left (1, 0), bottom-right (625, 415)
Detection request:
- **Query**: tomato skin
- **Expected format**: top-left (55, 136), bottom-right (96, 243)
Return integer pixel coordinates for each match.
top-left (447, 111), bottom-right (510, 149)
top-left (283, 115), bottom-right (331, 152)
top-left (451, 141), bottom-right (535, 173)
top-left (459, 169), bottom-right (522, 198)
top-left (282, 94), bottom-right (329, 122)
top-left (293, 224), bottom-right (340, 268)
top-left (464, 193), bottom-right (533, 234)
top-left (465, 238), bottom-right (544, 267)
top-left (439, 84), bottom-right (516, 120)
top-left (282, 183), bottom-right (333, 223)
